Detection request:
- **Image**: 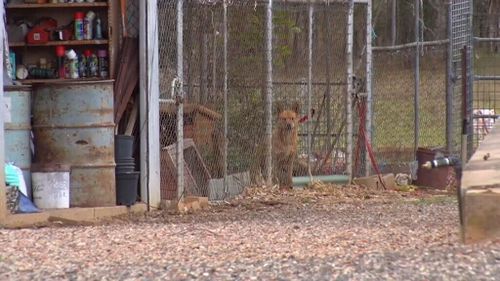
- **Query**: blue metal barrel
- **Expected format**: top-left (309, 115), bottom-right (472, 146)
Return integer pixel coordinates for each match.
top-left (32, 80), bottom-right (116, 207)
top-left (4, 85), bottom-right (32, 198)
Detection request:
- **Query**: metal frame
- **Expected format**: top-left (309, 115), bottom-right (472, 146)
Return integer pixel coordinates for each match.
top-left (265, 0), bottom-right (273, 186)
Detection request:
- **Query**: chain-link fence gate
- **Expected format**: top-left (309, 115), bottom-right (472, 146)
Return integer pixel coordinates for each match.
top-left (157, 0), bottom-right (373, 202)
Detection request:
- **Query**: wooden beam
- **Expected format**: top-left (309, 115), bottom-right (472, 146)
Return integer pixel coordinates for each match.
top-left (139, 0), bottom-right (161, 209)
top-left (0, 1), bottom-right (7, 220)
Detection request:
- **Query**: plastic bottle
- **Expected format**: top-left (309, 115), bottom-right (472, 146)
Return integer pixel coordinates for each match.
top-left (66, 49), bottom-right (79, 79)
top-left (55, 46), bottom-right (66, 78)
top-left (83, 50), bottom-right (92, 77)
top-left (88, 51), bottom-right (99, 77)
top-left (97, 50), bottom-right (108, 78)
top-left (74, 12), bottom-right (85, 40)
top-left (78, 53), bottom-right (87, 78)
top-left (84, 11), bottom-right (95, 40)
top-left (95, 17), bottom-right (103, 39)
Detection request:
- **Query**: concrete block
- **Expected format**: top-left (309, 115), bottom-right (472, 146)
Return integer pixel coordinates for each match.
top-left (94, 206), bottom-right (128, 220)
top-left (47, 208), bottom-right (95, 223)
top-left (1, 213), bottom-right (50, 228)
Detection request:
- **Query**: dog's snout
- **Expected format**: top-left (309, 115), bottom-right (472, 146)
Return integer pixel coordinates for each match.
top-left (286, 123), bottom-right (293, 130)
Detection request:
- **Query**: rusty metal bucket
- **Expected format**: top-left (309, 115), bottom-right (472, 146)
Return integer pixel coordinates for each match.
top-left (4, 85), bottom-right (32, 198)
top-left (32, 80), bottom-right (116, 207)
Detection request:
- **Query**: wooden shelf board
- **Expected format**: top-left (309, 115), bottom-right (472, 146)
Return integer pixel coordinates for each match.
top-left (17, 78), bottom-right (108, 84)
top-left (9, 40), bottom-right (109, 47)
top-left (6, 2), bottom-right (108, 9)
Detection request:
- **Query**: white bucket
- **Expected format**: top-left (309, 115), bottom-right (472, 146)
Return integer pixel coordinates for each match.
top-left (32, 171), bottom-right (70, 209)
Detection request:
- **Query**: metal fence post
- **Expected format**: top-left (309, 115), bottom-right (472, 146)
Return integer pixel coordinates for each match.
top-left (265, 0), bottom-right (273, 186)
top-left (176, 0), bottom-right (184, 200)
top-left (346, 0), bottom-right (354, 183)
top-left (446, 0), bottom-right (453, 154)
top-left (307, 3), bottom-right (313, 179)
top-left (414, 0), bottom-right (420, 156)
top-left (223, 0), bottom-right (229, 197)
top-left (365, 0), bottom-right (373, 176)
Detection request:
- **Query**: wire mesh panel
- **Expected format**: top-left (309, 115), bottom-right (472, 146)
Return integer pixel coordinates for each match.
top-left (419, 45), bottom-right (447, 149)
top-left (126, 0), bottom-right (140, 38)
top-left (448, 0), bottom-right (473, 157)
top-left (372, 48), bottom-right (415, 174)
top-left (270, 2), bottom-right (350, 179)
top-left (472, 11), bottom-right (500, 148)
top-left (158, 0), bottom-right (179, 200)
top-left (157, 0), bottom-right (369, 200)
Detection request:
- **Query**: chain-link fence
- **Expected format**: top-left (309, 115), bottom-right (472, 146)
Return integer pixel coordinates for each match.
top-left (370, 0), bottom-right (474, 181)
top-left (472, 11), bottom-right (500, 148)
top-left (154, 0), bottom-right (482, 200)
top-left (157, 0), bottom-right (371, 201)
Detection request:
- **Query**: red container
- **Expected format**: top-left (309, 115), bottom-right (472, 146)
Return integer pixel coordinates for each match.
top-left (415, 147), bottom-right (455, 189)
top-left (74, 12), bottom-right (84, 20)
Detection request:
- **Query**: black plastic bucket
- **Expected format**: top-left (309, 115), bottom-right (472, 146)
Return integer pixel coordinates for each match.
top-left (116, 171), bottom-right (139, 206)
top-left (115, 135), bottom-right (134, 160)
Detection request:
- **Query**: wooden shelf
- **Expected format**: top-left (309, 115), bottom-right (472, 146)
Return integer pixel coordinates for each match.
top-left (6, 2), bottom-right (108, 9)
top-left (9, 40), bottom-right (109, 47)
top-left (17, 78), bottom-right (108, 84)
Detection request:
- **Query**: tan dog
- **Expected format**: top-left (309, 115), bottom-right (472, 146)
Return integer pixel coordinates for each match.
top-left (251, 102), bottom-right (300, 189)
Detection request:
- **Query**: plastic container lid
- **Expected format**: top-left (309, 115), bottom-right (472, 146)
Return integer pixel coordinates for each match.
top-left (97, 49), bottom-right (107, 57)
top-left (55, 45), bottom-right (66, 57)
top-left (75, 12), bottom-right (85, 20)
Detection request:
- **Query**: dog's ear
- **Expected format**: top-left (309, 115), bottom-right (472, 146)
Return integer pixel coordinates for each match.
top-left (291, 101), bottom-right (300, 114)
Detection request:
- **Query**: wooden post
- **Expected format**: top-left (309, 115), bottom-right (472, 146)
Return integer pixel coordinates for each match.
top-left (0, 1), bottom-right (7, 220)
top-left (139, 0), bottom-right (161, 209)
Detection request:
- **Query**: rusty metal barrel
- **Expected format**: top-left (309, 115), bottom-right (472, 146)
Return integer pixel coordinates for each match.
top-left (32, 80), bottom-right (116, 207)
top-left (4, 85), bottom-right (32, 197)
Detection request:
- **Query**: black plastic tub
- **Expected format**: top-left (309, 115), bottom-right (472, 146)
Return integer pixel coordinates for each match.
top-left (116, 166), bottom-right (136, 174)
top-left (115, 135), bottom-right (134, 160)
top-left (116, 171), bottom-right (139, 206)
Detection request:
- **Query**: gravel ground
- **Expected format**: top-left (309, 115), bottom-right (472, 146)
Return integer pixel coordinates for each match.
top-left (1, 186), bottom-right (500, 281)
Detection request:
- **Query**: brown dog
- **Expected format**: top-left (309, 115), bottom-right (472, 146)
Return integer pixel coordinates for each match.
top-left (251, 102), bottom-right (300, 189)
